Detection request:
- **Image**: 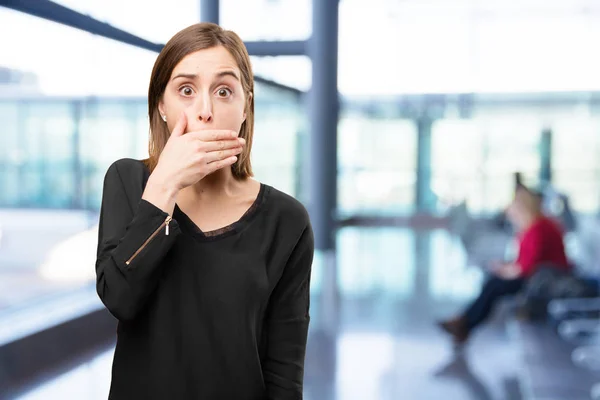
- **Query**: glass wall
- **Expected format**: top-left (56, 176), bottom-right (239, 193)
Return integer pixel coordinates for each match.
top-left (0, 8), bottom-right (157, 97)
top-left (431, 115), bottom-right (542, 214)
top-left (337, 227), bottom-right (416, 300)
top-left (338, 114), bottom-right (417, 217)
top-left (552, 116), bottom-right (600, 213)
top-left (53, 0), bottom-right (202, 44)
top-left (347, 94), bottom-right (600, 217)
top-left (221, 0), bottom-right (311, 41)
top-left (0, 92), bottom-right (302, 212)
top-left (337, 0), bottom-right (600, 96)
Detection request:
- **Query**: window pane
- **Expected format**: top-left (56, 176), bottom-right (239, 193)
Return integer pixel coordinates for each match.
top-left (431, 119), bottom-right (484, 211)
top-left (0, 7), bottom-right (156, 96)
top-left (21, 102), bottom-right (77, 208)
top-left (53, 0), bottom-right (200, 44)
top-left (54, 0), bottom-right (311, 44)
top-left (251, 56), bottom-right (311, 92)
top-left (221, 0), bottom-right (311, 41)
top-left (338, 1), bottom-right (600, 95)
top-left (337, 228), bottom-right (416, 300)
top-left (552, 118), bottom-right (600, 212)
top-left (432, 116), bottom-right (541, 214)
top-left (251, 86), bottom-right (304, 197)
top-left (338, 115), bottom-right (417, 216)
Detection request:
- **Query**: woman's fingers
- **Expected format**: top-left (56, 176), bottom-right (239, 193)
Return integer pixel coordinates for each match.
top-left (203, 147), bottom-right (244, 164)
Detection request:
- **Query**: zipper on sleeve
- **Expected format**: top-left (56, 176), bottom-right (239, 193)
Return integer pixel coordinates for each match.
top-left (125, 215), bottom-right (173, 266)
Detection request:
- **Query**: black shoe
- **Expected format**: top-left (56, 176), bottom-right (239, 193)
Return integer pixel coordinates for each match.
top-left (437, 317), bottom-right (470, 344)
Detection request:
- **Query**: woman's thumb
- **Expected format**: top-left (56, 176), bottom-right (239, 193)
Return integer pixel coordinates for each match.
top-left (170, 112), bottom-right (187, 137)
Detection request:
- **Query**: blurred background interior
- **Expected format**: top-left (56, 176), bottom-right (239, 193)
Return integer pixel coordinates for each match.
top-left (2, 0), bottom-right (600, 399)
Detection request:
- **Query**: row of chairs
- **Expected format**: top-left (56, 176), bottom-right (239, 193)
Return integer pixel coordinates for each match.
top-left (549, 295), bottom-right (600, 399)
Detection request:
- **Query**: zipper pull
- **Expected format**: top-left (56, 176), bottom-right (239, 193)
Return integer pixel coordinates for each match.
top-left (165, 216), bottom-right (172, 236)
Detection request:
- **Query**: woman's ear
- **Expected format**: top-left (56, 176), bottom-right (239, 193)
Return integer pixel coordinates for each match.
top-left (158, 99), bottom-right (166, 120)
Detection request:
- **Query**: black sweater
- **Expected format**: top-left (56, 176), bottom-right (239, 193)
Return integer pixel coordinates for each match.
top-left (95, 158), bottom-right (313, 400)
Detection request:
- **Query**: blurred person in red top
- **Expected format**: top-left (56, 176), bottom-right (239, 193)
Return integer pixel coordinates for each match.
top-left (438, 186), bottom-right (570, 345)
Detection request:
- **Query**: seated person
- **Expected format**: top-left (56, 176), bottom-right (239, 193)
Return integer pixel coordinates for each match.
top-left (438, 187), bottom-right (570, 345)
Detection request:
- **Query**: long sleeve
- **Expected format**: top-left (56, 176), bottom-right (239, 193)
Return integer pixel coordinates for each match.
top-left (263, 223), bottom-right (314, 399)
top-left (516, 217), bottom-right (568, 278)
top-left (516, 228), bottom-right (543, 277)
top-left (95, 161), bottom-right (181, 322)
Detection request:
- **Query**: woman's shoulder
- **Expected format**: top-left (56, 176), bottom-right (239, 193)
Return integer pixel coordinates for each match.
top-left (262, 184), bottom-right (310, 227)
top-left (528, 215), bottom-right (564, 238)
top-left (106, 157), bottom-right (148, 175)
top-left (106, 157), bottom-right (149, 176)
top-left (104, 158), bottom-right (151, 194)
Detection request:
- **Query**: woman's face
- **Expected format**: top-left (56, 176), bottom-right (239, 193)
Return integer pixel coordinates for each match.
top-left (159, 46), bottom-right (248, 135)
top-left (506, 200), bottom-right (525, 229)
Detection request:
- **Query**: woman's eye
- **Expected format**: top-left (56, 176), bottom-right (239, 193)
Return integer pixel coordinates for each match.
top-left (217, 88), bottom-right (232, 97)
top-left (179, 86), bottom-right (194, 96)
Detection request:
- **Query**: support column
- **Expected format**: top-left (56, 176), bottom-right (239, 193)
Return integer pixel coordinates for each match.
top-left (416, 117), bottom-right (434, 213)
top-left (308, 0), bottom-right (340, 334)
top-left (200, 0), bottom-right (219, 24)
top-left (308, 0), bottom-right (339, 251)
top-left (414, 233), bottom-right (431, 302)
top-left (540, 127), bottom-right (553, 186)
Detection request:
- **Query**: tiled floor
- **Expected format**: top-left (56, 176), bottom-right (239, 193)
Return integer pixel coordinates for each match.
top-left (11, 228), bottom-right (525, 400)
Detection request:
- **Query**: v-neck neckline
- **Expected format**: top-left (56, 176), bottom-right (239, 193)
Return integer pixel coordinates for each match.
top-left (173, 183), bottom-right (268, 242)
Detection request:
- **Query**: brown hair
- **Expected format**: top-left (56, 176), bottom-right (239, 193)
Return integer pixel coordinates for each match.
top-left (143, 23), bottom-right (254, 179)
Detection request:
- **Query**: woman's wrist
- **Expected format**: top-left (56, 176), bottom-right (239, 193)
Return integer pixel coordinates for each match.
top-left (142, 174), bottom-right (179, 215)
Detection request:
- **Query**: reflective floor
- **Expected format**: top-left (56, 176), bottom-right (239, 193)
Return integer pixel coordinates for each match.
top-left (13, 228), bottom-right (525, 400)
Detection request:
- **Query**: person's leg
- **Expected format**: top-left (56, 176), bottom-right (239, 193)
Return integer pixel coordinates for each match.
top-left (439, 276), bottom-right (525, 344)
top-left (463, 276), bottom-right (525, 331)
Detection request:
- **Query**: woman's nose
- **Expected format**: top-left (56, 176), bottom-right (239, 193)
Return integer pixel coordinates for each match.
top-left (194, 95), bottom-right (213, 123)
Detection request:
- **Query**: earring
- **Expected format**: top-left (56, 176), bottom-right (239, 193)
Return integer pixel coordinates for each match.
top-left (162, 115), bottom-right (167, 122)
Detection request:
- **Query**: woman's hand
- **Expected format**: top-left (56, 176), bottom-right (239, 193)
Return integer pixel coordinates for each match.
top-left (142, 113), bottom-right (244, 214)
top-left (153, 112), bottom-right (244, 191)
top-left (492, 263), bottom-right (522, 280)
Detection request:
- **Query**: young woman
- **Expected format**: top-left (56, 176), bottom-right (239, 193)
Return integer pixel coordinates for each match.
top-left (95, 23), bottom-right (314, 399)
top-left (438, 187), bottom-right (569, 345)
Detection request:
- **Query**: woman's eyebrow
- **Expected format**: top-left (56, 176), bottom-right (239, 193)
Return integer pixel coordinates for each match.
top-left (170, 70), bottom-right (240, 82)
top-left (215, 70), bottom-right (240, 81)
top-left (171, 73), bottom-right (197, 82)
